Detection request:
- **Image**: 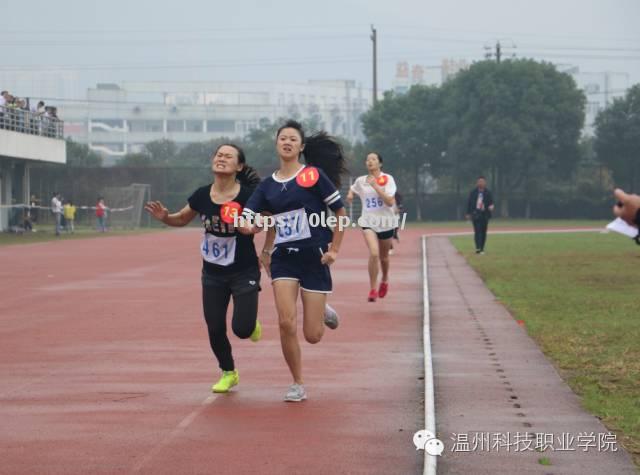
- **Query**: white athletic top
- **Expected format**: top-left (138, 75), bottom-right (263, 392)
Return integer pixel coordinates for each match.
top-left (350, 173), bottom-right (397, 232)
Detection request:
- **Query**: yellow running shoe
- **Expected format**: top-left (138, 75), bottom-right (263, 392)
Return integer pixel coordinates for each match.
top-left (250, 320), bottom-right (262, 342)
top-left (211, 370), bottom-right (239, 393)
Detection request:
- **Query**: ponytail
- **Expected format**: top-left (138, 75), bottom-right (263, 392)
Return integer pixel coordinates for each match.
top-left (303, 131), bottom-right (348, 188)
top-left (237, 165), bottom-right (261, 188)
top-left (276, 119), bottom-right (348, 188)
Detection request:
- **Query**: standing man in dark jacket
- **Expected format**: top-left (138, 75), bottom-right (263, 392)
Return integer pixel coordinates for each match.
top-left (466, 176), bottom-right (495, 254)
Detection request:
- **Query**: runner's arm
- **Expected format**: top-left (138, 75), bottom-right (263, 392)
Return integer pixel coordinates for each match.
top-left (145, 202), bottom-right (197, 227)
top-left (321, 207), bottom-right (347, 265)
top-left (346, 189), bottom-right (355, 205)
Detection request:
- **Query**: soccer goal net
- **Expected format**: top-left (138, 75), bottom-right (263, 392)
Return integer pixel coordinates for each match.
top-left (101, 183), bottom-right (151, 229)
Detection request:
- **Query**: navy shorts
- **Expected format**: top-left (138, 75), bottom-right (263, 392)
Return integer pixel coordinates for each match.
top-left (270, 245), bottom-right (332, 293)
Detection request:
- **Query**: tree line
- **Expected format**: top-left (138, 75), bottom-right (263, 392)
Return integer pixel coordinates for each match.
top-left (362, 59), bottom-right (639, 219)
top-left (63, 58), bottom-right (639, 219)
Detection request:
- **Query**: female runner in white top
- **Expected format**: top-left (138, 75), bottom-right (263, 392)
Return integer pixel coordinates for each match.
top-left (346, 152), bottom-right (397, 302)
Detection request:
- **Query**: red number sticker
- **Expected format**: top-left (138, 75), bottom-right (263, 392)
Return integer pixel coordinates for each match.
top-left (220, 201), bottom-right (242, 224)
top-left (377, 175), bottom-right (388, 186)
top-left (296, 166), bottom-right (320, 188)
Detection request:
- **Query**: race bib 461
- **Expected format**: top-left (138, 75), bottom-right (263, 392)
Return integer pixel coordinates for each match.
top-left (201, 235), bottom-right (236, 266)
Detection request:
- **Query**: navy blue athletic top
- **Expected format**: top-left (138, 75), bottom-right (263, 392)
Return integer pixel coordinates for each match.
top-left (243, 165), bottom-right (344, 249)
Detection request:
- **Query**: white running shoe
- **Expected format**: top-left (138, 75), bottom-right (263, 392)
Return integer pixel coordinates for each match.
top-left (324, 304), bottom-right (339, 329)
top-left (284, 383), bottom-right (307, 402)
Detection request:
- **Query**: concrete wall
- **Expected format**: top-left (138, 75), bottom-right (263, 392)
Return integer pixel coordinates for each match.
top-left (0, 160), bottom-right (15, 231)
top-left (0, 129), bottom-right (66, 165)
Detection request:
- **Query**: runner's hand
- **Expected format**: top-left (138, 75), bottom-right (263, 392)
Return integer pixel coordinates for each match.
top-left (366, 175), bottom-right (378, 187)
top-left (260, 251), bottom-right (272, 277)
top-left (613, 189), bottom-right (640, 228)
top-left (144, 201), bottom-right (168, 222)
top-left (321, 250), bottom-right (338, 266)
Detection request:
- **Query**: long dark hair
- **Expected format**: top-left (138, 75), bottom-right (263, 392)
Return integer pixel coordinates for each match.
top-left (276, 119), bottom-right (347, 188)
top-left (212, 143), bottom-right (260, 188)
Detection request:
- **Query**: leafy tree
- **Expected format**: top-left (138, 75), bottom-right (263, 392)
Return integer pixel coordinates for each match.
top-left (115, 139), bottom-right (178, 167)
top-left (144, 139), bottom-right (178, 165)
top-left (442, 59), bottom-right (586, 216)
top-left (361, 86), bottom-right (447, 220)
top-left (594, 84), bottom-right (640, 191)
top-left (65, 138), bottom-right (102, 167)
top-left (114, 152), bottom-right (155, 167)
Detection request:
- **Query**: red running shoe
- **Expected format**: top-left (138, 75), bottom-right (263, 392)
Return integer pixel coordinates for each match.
top-left (368, 289), bottom-right (378, 302)
top-left (378, 282), bottom-right (389, 298)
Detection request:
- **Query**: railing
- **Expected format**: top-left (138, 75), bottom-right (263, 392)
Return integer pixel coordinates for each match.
top-left (0, 106), bottom-right (64, 139)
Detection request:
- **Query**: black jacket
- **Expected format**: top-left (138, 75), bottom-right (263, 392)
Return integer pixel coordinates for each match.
top-left (467, 188), bottom-right (494, 219)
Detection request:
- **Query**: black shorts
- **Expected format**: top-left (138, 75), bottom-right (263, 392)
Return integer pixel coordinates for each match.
top-left (270, 245), bottom-right (332, 294)
top-left (201, 267), bottom-right (261, 296)
top-left (362, 227), bottom-right (395, 240)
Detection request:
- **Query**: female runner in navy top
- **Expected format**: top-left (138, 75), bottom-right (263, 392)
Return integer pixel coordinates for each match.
top-left (241, 120), bottom-right (347, 402)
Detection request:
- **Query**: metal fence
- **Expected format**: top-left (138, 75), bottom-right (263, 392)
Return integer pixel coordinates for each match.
top-left (0, 106), bottom-right (64, 139)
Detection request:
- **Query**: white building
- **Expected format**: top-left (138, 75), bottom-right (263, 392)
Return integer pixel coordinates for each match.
top-left (558, 66), bottom-right (630, 135)
top-left (441, 59), bottom-right (470, 83)
top-left (392, 60), bottom-right (464, 94)
top-left (60, 80), bottom-right (371, 165)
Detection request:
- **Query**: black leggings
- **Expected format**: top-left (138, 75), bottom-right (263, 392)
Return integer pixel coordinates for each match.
top-left (202, 286), bottom-right (259, 371)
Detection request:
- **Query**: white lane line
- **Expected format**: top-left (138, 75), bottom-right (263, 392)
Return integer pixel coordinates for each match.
top-left (130, 394), bottom-right (218, 473)
top-left (422, 236), bottom-right (437, 475)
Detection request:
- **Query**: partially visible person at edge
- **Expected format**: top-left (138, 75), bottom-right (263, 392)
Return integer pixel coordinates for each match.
top-left (144, 144), bottom-right (263, 394)
top-left (465, 176), bottom-right (495, 255)
top-left (392, 191), bottom-right (405, 243)
top-left (239, 119), bottom-right (346, 403)
top-left (613, 189), bottom-right (640, 240)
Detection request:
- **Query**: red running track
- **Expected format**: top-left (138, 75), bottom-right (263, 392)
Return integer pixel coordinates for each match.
top-left (0, 228), bottom-right (426, 475)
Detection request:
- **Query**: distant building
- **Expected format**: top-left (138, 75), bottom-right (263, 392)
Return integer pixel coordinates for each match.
top-left (392, 60), bottom-right (459, 94)
top-left (557, 65), bottom-right (630, 135)
top-left (392, 62), bottom-right (411, 94)
top-left (60, 80), bottom-right (371, 165)
top-left (441, 59), bottom-right (469, 83)
top-left (411, 65), bottom-right (426, 85)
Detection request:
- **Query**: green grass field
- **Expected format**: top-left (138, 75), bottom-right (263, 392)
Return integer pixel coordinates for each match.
top-left (405, 218), bottom-right (608, 229)
top-left (451, 232), bottom-right (640, 465)
top-left (0, 225), bottom-right (163, 246)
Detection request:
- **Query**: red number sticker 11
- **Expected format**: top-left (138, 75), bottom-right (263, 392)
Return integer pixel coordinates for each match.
top-left (296, 166), bottom-right (320, 188)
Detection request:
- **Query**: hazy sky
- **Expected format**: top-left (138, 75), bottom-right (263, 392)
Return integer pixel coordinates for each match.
top-left (3, 0), bottom-right (639, 100)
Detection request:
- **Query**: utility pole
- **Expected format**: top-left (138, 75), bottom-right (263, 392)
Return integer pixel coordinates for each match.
top-left (484, 39), bottom-right (515, 62)
top-left (371, 25), bottom-right (378, 105)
